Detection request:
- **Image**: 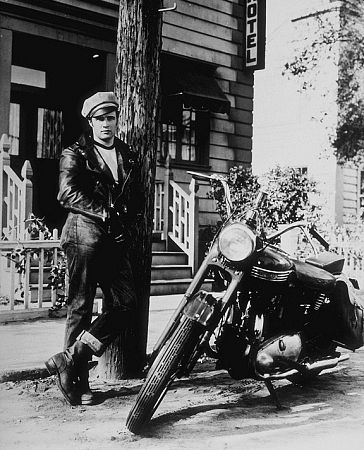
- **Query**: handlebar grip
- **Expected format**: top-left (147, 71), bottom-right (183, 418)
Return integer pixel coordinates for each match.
top-left (309, 226), bottom-right (330, 250)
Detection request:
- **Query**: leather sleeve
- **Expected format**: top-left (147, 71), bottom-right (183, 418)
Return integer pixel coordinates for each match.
top-left (58, 147), bottom-right (108, 221)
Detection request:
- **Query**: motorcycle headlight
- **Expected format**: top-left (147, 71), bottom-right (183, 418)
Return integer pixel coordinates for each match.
top-left (218, 223), bottom-right (256, 263)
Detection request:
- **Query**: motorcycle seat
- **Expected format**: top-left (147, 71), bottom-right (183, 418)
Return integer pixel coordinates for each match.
top-left (305, 251), bottom-right (345, 274)
top-left (292, 259), bottom-right (336, 293)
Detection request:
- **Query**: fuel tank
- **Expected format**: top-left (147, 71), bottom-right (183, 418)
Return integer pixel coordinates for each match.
top-left (250, 245), bottom-right (293, 282)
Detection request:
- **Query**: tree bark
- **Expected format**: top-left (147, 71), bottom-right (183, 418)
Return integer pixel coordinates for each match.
top-left (96, 0), bottom-right (162, 379)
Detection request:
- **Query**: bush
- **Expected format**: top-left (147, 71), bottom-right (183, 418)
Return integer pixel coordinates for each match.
top-left (209, 165), bottom-right (320, 230)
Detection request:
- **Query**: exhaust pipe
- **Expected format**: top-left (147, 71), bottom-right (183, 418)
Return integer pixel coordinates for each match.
top-left (258, 353), bottom-right (350, 380)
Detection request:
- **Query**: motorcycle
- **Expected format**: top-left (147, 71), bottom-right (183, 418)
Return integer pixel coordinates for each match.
top-left (126, 171), bottom-right (364, 434)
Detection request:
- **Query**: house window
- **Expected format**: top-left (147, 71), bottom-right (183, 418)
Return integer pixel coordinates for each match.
top-left (161, 100), bottom-right (210, 166)
top-left (37, 108), bottom-right (64, 159)
top-left (295, 167), bottom-right (308, 175)
top-left (359, 170), bottom-right (364, 210)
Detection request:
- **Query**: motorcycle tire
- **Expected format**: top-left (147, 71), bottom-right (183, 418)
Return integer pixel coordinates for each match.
top-left (126, 315), bottom-right (203, 434)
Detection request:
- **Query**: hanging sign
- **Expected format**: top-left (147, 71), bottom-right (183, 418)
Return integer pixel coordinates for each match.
top-left (244, 0), bottom-right (266, 70)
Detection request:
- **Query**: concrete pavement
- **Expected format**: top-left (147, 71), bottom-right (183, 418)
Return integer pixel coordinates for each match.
top-left (0, 294), bottom-right (182, 382)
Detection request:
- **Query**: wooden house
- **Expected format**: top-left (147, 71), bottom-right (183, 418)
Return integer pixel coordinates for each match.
top-left (0, 0), bottom-right (265, 312)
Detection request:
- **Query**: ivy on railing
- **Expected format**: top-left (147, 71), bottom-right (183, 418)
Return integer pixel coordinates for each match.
top-left (3, 214), bottom-right (67, 311)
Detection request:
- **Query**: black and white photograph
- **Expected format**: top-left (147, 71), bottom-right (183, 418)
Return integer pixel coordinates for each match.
top-left (0, 1), bottom-right (364, 449)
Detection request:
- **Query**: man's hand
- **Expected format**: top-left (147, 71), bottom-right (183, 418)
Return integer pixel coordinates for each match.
top-left (108, 208), bottom-right (130, 244)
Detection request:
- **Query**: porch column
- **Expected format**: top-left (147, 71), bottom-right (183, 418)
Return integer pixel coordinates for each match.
top-left (0, 28), bottom-right (12, 138)
top-left (105, 52), bottom-right (116, 91)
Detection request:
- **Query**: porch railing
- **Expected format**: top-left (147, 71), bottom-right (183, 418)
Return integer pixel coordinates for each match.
top-left (168, 177), bottom-right (199, 273)
top-left (0, 133), bottom-right (33, 240)
top-left (0, 230), bottom-right (63, 320)
top-left (0, 133), bottom-right (64, 320)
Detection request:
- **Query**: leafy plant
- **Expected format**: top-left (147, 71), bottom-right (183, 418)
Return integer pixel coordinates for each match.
top-left (283, 1), bottom-right (364, 162)
top-left (48, 254), bottom-right (68, 312)
top-left (5, 214), bottom-right (67, 309)
top-left (209, 165), bottom-right (320, 231)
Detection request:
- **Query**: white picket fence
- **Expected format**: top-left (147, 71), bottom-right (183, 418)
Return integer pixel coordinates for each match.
top-left (331, 237), bottom-right (364, 288)
top-left (0, 230), bottom-right (63, 321)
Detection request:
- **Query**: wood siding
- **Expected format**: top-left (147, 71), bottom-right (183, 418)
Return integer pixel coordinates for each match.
top-left (341, 165), bottom-right (360, 220)
top-left (161, 0), bottom-right (254, 226)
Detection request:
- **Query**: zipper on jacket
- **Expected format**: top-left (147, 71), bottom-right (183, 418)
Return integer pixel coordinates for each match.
top-left (112, 167), bottom-right (133, 205)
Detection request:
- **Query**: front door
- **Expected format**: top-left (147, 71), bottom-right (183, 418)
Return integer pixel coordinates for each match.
top-left (9, 33), bottom-right (107, 231)
top-left (9, 86), bottom-right (66, 230)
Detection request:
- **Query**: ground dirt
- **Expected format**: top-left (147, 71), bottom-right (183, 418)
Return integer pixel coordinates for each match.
top-left (1, 350), bottom-right (364, 450)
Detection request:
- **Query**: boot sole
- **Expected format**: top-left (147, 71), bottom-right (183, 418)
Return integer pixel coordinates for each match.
top-left (45, 357), bottom-right (78, 406)
top-left (80, 396), bottom-right (95, 406)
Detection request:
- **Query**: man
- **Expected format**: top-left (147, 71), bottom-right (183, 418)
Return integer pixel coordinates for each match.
top-left (45, 92), bottom-right (142, 406)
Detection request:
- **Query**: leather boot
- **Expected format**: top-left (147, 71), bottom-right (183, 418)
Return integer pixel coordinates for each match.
top-left (76, 360), bottom-right (95, 405)
top-left (45, 341), bottom-right (91, 406)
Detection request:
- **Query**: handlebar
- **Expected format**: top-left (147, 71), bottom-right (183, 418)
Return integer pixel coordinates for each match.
top-left (309, 225), bottom-right (330, 250)
top-left (266, 221), bottom-right (330, 256)
top-left (188, 171), bottom-right (267, 219)
top-left (188, 171), bottom-right (233, 216)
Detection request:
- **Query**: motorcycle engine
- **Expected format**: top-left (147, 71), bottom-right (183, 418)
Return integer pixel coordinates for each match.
top-left (254, 333), bottom-right (303, 377)
top-left (215, 324), bottom-right (251, 380)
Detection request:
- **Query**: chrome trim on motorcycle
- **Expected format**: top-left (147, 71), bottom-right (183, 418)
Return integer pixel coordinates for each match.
top-left (251, 266), bottom-right (292, 282)
top-left (256, 353), bottom-right (350, 380)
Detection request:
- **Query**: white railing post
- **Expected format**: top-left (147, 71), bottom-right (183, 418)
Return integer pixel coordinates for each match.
top-left (20, 160), bottom-right (33, 239)
top-left (163, 155), bottom-right (172, 242)
top-left (0, 133), bottom-right (11, 238)
top-left (153, 181), bottom-right (164, 233)
top-left (188, 176), bottom-right (200, 274)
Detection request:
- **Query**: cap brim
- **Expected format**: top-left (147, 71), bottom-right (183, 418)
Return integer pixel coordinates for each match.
top-left (89, 103), bottom-right (118, 118)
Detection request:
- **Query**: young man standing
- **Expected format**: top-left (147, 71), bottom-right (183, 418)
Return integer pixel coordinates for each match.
top-left (45, 92), bottom-right (142, 405)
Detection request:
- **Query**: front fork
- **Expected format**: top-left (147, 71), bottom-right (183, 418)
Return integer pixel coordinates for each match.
top-left (150, 241), bottom-right (245, 364)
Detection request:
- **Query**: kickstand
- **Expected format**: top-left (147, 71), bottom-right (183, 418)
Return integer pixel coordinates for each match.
top-left (264, 380), bottom-right (284, 410)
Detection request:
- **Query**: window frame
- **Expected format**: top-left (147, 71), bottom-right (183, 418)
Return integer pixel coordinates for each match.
top-left (160, 97), bottom-right (210, 169)
top-left (358, 166), bottom-right (364, 214)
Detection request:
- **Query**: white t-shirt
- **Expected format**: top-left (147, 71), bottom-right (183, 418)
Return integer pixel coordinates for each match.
top-left (95, 145), bottom-right (118, 182)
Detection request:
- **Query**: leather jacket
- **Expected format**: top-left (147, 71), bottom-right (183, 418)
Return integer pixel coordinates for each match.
top-left (58, 134), bottom-right (143, 228)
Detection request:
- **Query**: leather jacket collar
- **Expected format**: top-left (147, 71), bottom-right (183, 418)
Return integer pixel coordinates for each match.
top-left (76, 134), bottom-right (136, 185)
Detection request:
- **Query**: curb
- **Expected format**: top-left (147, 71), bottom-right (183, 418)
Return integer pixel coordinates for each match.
top-left (0, 366), bottom-right (50, 383)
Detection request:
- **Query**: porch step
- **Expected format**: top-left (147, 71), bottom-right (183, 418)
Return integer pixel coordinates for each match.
top-left (152, 251), bottom-right (187, 265)
top-left (150, 278), bottom-right (213, 296)
top-left (152, 240), bottom-right (166, 252)
top-left (151, 265), bottom-right (192, 281)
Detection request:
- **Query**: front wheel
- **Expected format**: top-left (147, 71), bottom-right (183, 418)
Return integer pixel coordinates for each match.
top-left (126, 315), bottom-right (203, 434)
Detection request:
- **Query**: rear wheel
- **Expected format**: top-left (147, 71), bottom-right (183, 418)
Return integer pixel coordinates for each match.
top-left (126, 316), bottom-right (203, 434)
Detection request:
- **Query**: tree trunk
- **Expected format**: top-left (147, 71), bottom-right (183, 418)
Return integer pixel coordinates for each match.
top-left (96, 0), bottom-right (162, 379)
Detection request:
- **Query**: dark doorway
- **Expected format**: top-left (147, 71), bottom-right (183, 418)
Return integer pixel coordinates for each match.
top-left (9, 33), bottom-right (107, 231)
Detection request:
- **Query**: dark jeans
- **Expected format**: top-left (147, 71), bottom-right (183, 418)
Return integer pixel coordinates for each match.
top-left (61, 213), bottom-right (137, 352)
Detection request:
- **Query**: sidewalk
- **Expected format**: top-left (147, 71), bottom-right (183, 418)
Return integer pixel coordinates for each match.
top-left (0, 294), bottom-right (182, 382)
